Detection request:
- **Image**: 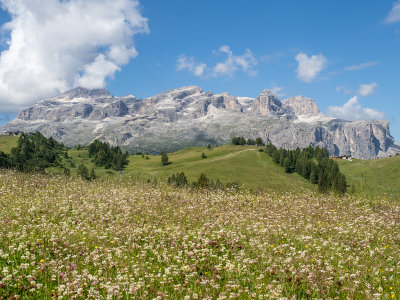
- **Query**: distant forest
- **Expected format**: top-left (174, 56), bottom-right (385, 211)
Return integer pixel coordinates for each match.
top-left (0, 133), bottom-right (128, 176)
top-left (265, 143), bottom-right (347, 194)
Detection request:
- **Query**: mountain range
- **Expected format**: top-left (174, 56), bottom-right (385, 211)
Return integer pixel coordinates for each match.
top-left (2, 86), bottom-right (399, 159)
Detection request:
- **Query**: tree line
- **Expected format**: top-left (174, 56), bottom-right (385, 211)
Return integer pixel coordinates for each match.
top-left (265, 143), bottom-right (347, 194)
top-left (0, 132), bottom-right (66, 172)
top-left (88, 139), bottom-right (129, 171)
top-left (231, 136), bottom-right (265, 146)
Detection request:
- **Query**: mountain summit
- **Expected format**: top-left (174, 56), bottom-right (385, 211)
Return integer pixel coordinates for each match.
top-left (2, 86), bottom-right (399, 159)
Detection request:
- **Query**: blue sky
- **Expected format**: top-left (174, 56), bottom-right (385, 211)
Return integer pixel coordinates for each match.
top-left (0, 0), bottom-right (399, 141)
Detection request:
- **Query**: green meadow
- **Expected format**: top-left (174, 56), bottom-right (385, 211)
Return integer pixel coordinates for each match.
top-left (0, 134), bottom-right (399, 195)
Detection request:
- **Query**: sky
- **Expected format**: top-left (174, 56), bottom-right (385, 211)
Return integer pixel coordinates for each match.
top-left (0, 0), bottom-right (399, 141)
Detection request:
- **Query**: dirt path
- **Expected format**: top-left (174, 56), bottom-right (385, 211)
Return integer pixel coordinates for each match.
top-left (208, 148), bottom-right (257, 162)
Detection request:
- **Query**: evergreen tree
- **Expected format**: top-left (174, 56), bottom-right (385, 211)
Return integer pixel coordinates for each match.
top-left (301, 160), bottom-right (311, 179)
top-left (272, 149), bottom-right (280, 164)
top-left (197, 173), bottom-right (208, 187)
top-left (265, 143), bottom-right (277, 156)
top-left (283, 157), bottom-right (291, 173)
top-left (10, 132), bottom-right (64, 172)
top-left (279, 149), bottom-right (286, 167)
top-left (88, 139), bottom-right (128, 171)
top-left (207, 143), bottom-right (212, 150)
top-left (63, 167), bottom-right (71, 177)
top-left (90, 167), bottom-right (97, 180)
top-left (168, 171), bottom-right (188, 187)
top-left (161, 152), bottom-right (169, 166)
top-left (0, 151), bottom-right (11, 168)
top-left (78, 164), bottom-right (89, 180)
top-left (247, 138), bottom-right (255, 145)
top-left (310, 163), bottom-right (319, 184)
top-left (255, 137), bottom-right (264, 146)
top-left (201, 152), bottom-right (207, 159)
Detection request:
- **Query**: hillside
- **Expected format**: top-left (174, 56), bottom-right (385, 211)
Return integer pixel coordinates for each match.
top-left (0, 134), bottom-right (18, 154)
top-left (337, 157), bottom-right (400, 196)
top-left (67, 145), bottom-right (314, 193)
top-left (0, 134), bottom-right (399, 195)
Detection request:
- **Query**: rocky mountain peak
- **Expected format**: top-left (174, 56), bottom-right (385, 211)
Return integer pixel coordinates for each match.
top-left (3, 85), bottom-right (400, 159)
top-left (251, 89), bottom-right (291, 118)
top-left (59, 87), bottom-right (111, 99)
top-left (282, 96), bottom-right (319, 116)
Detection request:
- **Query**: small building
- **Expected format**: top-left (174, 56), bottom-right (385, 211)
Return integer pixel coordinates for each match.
top-left (332, 154), bottom-right (352, 161)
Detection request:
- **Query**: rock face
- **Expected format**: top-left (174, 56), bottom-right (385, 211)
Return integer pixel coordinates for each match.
top-left (282, 96), bottom-right (319, 116)
top-left (251, 89), bottom-right (294, 118)
top-left (2, 86), bottom-right (399, 159)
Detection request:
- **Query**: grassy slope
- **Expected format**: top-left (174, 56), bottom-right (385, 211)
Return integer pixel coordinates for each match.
top-left (0, 135), bottom-right (18, 154)
top-left (125, 146), bottom-right (312, 192)
top-left (63, 145), bottom-right (312, 192)
top-left (0, 135), bottom-right (399, 194)
top-left (337, 157), bottom-right (400, 196)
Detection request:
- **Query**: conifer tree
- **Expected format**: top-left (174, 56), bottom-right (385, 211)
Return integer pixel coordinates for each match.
top-left (90, 167), bottom-right (97, 180)
top-left (161, 152), bottom-right (169, 166)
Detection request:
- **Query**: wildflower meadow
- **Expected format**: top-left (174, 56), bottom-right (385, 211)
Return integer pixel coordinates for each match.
top-left (1, 170), bottom-right (399, 299)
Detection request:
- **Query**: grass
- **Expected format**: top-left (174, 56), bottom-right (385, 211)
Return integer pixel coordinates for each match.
top-left (1, 170), bottom-right (400, 299)
top-left (0, 134), bottom-right (399, 195)
top-left (123, 146), bottom-right (313, 192)
top-left (337, 157), bottom-right (400, 196)
top-left (0, 135), bottom-right (18, 154)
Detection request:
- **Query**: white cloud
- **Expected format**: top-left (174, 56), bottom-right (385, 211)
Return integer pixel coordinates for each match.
top-left (0, 0), bottom-right (148, 112)
top-left (336, 86), bottom-right (352, 95)
top-left (358, 82), bottom-right (378, 96)
top-left (194, 64), bottom-right (206, 76)
top-left (270, 85), bottom-right (285, 97)
top-left (176, 55), bottom-right (206, 77)
top-left (344, 61), bottom-right (378, 71)
top-left (295, 53), bottom-right (327, 83)
top-left (213, 46), bottom-right (257, 77)
top-left (327, 96), bottom-right (385, 121)
top-left (385, 1), bottom-right (400, 23)
top-left (177, 55), bottom-right (195, 71)
top-left (177, 46), bottom-right (257, 78)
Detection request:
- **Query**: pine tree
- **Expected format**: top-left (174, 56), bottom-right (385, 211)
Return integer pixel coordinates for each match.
top-left (161, 152), bottom-right (169, 166)
top-left (255, 137), bottom-right (264, 146)
top-left (63, 167), bottom-right (71, 177)
top-left (310, 163), bottom-right (318, 184)
top-left (78, 164), bottom-right (89, 180)
top-left (201, 152), bottom-right (207, 159)
top-left (90, 167), bottom-right (97, 180)
top-left (207, 143), bottom-right (212, 150)
top-left (197, 173), bottom-right (208, 187)
top-left (283, 157), bottom-right (291, 173)
top-left (279, 149), bottom-right (286, 167)
top-left (272, 150), bottom-right (280, 164)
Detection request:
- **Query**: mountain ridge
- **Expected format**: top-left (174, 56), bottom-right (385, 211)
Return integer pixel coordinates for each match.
top-left (2, 86), bottom-right (399, 159)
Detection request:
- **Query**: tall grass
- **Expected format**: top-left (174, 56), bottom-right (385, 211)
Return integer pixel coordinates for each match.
top-left (0, 170), bottom-right (399, 299)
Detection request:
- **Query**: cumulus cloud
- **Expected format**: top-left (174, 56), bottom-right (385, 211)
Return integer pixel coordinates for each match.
top-left (385, 1), bottom-right (400, 23)
top-left (176, 55), bottom-right (206, 77)
top-left (327, 96), bottom-right (385, 121)
top-left (194, 64), bottom-right (206, 77)
top-left (213, 46), bottom-right (257, 77)
top-left (295, 53), bottom-right (327, 83)
top-left (358, 82), bottom-right (378, 96)
top-left (344, 61), bottom-right (378, 71)
top-left (0, 0), bottom-right (148, 112)
top-left (177, 46), bottom-right (257, 78)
